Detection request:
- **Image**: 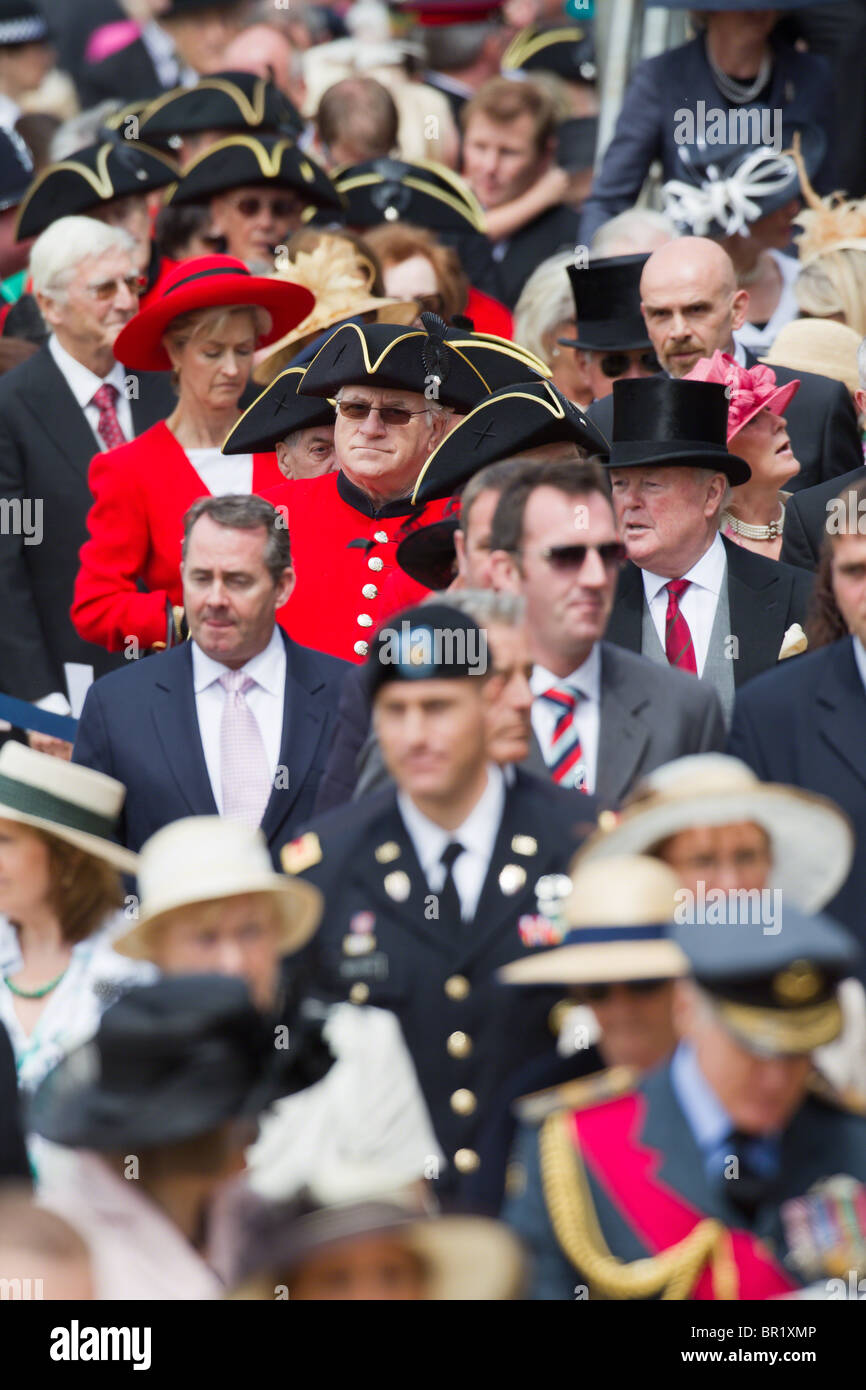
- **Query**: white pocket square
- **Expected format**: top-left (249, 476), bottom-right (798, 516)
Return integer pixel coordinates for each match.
top-left (778, 623), bottom-right (808, 660)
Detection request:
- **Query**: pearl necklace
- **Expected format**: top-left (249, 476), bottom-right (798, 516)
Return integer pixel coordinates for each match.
top-left (707, 47), bottom-right (773, 106)
top-left (721, 503), bottom-right (785, 541)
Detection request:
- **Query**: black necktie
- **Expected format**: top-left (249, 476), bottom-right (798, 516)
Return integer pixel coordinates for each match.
top-left (720, 1129), bottom-right (779, 1220)
top-left (438, 841), bottom-right (465, 927)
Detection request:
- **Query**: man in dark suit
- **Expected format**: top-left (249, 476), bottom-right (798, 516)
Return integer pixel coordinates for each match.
top-left (283, 602), bottom-right (600, 1196)
top-left (0, 216), bottom-right (174, 726)
top-left (781, 465), bottom-right (866, 572)
top-left (601, 376), bottom-right (813, 725)
top-left (587, 238), bottom-right (862, 493)
top-left (73, 495), bottom-right (349, 865)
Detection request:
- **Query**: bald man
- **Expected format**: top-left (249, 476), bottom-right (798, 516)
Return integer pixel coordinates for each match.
top-left (587, 236), bottom-right (861, 493)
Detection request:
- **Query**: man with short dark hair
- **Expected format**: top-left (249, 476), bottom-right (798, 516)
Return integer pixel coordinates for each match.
top-left (72, 494), bottom-right (349, 862)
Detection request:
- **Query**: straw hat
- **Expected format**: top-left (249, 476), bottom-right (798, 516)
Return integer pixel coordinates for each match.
top-left (500, 855), bottom-right (689, 987)
top-left (253, 236), bottom-right (418, 382)
top-left (113, 817), bottom-right (322, 960)
top-left (760, 319), bottom-right (862, 397)
top-left (574, 754), bottom-right (854, 914)
top-left (0, 741), bottom-right (137, 873)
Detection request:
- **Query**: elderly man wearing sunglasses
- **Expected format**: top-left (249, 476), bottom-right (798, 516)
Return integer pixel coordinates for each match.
top-left (558, 254), bottom-right (662, 403)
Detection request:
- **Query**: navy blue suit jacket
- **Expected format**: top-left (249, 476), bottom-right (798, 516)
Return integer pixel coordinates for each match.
top-left (72, 631), bottom-right (349, 865)
top-left (728, 636), bottom-right (866, 961)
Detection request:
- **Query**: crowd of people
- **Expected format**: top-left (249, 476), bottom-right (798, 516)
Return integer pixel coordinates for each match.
top-left (0, 0), bottom-right (865, 1307)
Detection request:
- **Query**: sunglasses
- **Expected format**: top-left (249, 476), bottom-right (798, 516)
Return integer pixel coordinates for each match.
top-left (87, 274), bottom-right (147, 301)
top-left (539, 542), bottom-right (627, 571)
top-left (581, 979), bottom-right (672, 1002)
top-left (231, 194), bottom-right (299, 220)
top-left (599, 351), bottom-right (662, 379)
top-left (414, 292), bottom-right (446, 316)
top-left (337, 400), bottom-right (431, 427)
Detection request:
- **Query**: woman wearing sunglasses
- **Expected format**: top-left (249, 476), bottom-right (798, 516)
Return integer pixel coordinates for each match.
top-left (71, 255), bottom-right (314, 655)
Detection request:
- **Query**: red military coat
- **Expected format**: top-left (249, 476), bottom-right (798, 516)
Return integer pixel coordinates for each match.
top-left (263, 471), bottom-right (452, 663)
top-left (72, 421), bottom-right (283, 652)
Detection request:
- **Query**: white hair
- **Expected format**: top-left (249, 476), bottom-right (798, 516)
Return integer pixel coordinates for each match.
top-left (49, 102), bottom-right (122, 161)
top-left (30, 217), bottom-right (137, 301)
top-left (513, 250), bottom-right (576, 367)
top-left (858, 336), bottom-right (866, 389)
top-left (590, 208), bottom-right (676, 260)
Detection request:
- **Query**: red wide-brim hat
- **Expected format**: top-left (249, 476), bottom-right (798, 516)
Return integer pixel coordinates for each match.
top-left (113, 254), bottom-right (315, 372)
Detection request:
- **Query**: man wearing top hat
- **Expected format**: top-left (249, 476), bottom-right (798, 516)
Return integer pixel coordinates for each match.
top-left (282, 601), bottom-right (600, 1196)
top-left (557, 254), bottom-right (662, 404)
top-left (503, 895), bottom-right (866, 1300)
top-left (602, 376), bottom-right (813, 726)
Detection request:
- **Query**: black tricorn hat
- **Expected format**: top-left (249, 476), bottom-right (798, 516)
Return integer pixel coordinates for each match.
top-left (331, 156), bottom-right (485, 234)
top-left (222, 366), bottom-right (335, 455)
top-left (502, 23), bottom-right (597, 84)
top-left (15, 138), bottom-right (179, 241)
top-left (166, 134), bottom-right (343, 214)
top-left (560, 254), bottom-right (651, 352)
top-left (412, 379), bottom-right (609, 504)
top-left (396, 513), bottom-right (460, 590)
top-left (607, 377), bottom-right (751, 484)
top-left (140, 72), bottom-right (304, 142)
top-left (28, 975), bottom-right (333, 1150)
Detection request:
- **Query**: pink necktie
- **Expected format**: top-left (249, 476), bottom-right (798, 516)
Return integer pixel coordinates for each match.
top-left (219, 671), bottom-right (272, 828)
top-left (91, 382), bottom-right (126, 451)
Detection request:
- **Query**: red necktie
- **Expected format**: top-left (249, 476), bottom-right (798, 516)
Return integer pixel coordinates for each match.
top-left (542, 685), bottom-right (588, 791)
top-left (664, 579), bottom-right (698, 674)
top-left (91, 382), bottom-right (126, 451)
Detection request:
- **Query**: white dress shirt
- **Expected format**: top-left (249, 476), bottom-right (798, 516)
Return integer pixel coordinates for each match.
top-left (191, 626), bottom-right (286, 813)
top-left (187, 447), bottom-right (254, 497)
top-left (397, 764), bottom-right (505, 921)
top-left (642, 531), bottom-right (728, 677)
top-left (48, 334), bottom-right (133, 448)
top-left (139, 20), bottom-right (198, 88)
top-left (853, 636), bottom-right (866, 695)
top-left (530, 643), bottom-right (602, 794)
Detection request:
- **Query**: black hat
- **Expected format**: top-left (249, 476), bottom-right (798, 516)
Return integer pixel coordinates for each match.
top-left (15, 138), bottom-right (179, 241)
top-left (559, 254), bottom-right (651, 353)
top-left (671, 904), bottom-right (860, 1057)
top-left (413, 379), bottom-right (609, 504)
top-left (28, 975), bottom-right (333, 1150)
top-left (222, 366), bottom-right (335, 455)
top-left (0, 0), bottom-right (49, 47)
top-left (647, 0), bottom-right (831, 10)
top-left (166, 134), bottom-right (342, 215)
top-left (432, 314), bottom-right (550, 392)
top-left (331, 157), bottom-right (485, 235)
top-left (140, 72), bottom-right (304, 143)
top-left (0, 125), bottom-right (33, 214)
top-left (396, 512), bottom-right (460, 590)
top-left (607, 377), bottom-right (751, 484)
top-left (502, 23), bottom-right (597, 84)
top-left (364, 601), bottom-right (488, 701)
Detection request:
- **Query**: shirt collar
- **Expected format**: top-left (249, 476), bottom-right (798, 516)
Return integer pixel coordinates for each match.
top-left (642, 530), bottom-right (727, 604)
top-left (397, 764), bottom-right (505, 879)
top-left (531, 642), bottom-right (601, 703)
top-left (48, 335), bottom-right (127, 411)
top-left (336, 468), bottom-right (426, 519)
top-left (670, 1041), bottom-right (733, 1156)
top-left (191, 625), bottom-right (285, 696)
top-left (853, 636), bottom-right (866, 696)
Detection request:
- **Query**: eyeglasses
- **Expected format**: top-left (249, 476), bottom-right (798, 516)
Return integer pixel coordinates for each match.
top-left (86, 274), bottom-right (147, 301)
top-left (580, 979), bottom-right (672, 1002)
top-left (231, 193), bottom-right (299, 220)
top-left (414, 292), bottom-right (446, 316)
top-left (337, 400), bottom-right (431, 427)
top-left (599, 351), bottom-right (662, 379)
top-left (539, 542), bottom-right (627, 571)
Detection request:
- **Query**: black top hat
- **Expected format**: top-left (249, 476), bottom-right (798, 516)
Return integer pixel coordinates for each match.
top-left (0, 0), bottom-right (49, 47)
top-left (331, 157), bottom-right (485, 235)
top-left (166, 135), bottom-right (342, 215)
top-left (365, 601), bottom-right (487, 700)
top-left (502, 23), bottom-right (597, 84)
top-left (396, 512), bottom-right (460, 590)
top-left (607, 377), bottom-right (751, 484)
top-left (15, 138), bottom-right (179, 241)
top-left (28, 976), bottom-right (333, 1151)
top-left (222, 367), bottom-right (335, 455)
top-left (559, 254), bottom-right (651, 353)
top-left (412, 379), bottom-right (609, 504)
top-left (140, 72), bottom-right (304, 142)
top-left (0, 125), bottom-right (33, 214)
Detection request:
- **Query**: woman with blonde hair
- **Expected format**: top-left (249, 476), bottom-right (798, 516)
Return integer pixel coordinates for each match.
top-left (794, 158), bottom-right (866, 338)
top-left (513, 250), bottom-right (595, 409)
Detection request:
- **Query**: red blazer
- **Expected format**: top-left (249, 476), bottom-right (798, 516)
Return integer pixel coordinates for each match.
top-left (264, 471), bottom-right (451, 664)
top-left (72, 421), bottom-right (283, 652)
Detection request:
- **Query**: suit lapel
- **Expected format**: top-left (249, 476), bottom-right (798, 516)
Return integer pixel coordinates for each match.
top-left (518, 728), bottom-right (548, 779)
top-left (816, 638), bottom-right (866, 791)
top-left (21, 350), bottom-right (100, 485)
top-left (595, 643), bottom-right (651, 806)
top-left (259, 635), bottom-right (330, 844)
top-left (605, 561), bottom-right (644, 654)
top-left (723, 538), bottom-right (790, 686)
top-left (151, 646), bottom-right (218, 817)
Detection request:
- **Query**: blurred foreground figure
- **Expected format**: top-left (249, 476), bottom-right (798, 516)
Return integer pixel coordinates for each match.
top-left (0, 1185), bottom-right (93, 1299)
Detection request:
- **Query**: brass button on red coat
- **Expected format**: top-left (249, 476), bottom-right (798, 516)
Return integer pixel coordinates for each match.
top-left (353, 640), bottom-right (369, 656)
top-left (373, 530), bottom-right (388, 543)
top-left (362, 583), bottom-right (378, 599)
top-left (368, 557), bottom-right (384, 572)
top-left (357, 614), bottom-right (373, 627)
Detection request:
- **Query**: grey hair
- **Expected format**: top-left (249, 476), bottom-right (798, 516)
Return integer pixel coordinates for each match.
top-left (49, 101), bottom-right (123, 161)
top-left (435, 588), bottom-right (526, 627)
top-left (424, 22), bottom-right (493, 71)
top-left (513, 249), bottom-right (577, 367)
top-left (590, 208), bottom-right (676, 259)
top-left (858, 336), bottom-right (866, 389)
top-left (30, 217), bottom-right (137, 301)
top-left (695, 466), bottom-right (732, 513)
top-left (182, 494), bottom-right (292, 582)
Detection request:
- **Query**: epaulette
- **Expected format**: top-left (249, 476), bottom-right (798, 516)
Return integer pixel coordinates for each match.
top-left (280, 831), bottom-right (322, 875)
top-left (807, 1069), bottom-right (866, 1116)
top-left (513, 1065), bottom-right (638, 1125)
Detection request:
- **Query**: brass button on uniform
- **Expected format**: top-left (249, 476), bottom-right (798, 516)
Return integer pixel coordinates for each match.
top-left (362, 583), bottom-right (378, 599)
top-left (353, 640), bottom-right (369, 656)
top-left (373, 529), bottom-right (388, 543)
top-left (450, 1088), bottom-right (477, 1116)
top-left (454, 1148), bottom-right (480, 1174)
top-left (447, 1031), bottom-right (472, 1059)
top-left (349, 983), bottom-right (370, 1005)
top-left (368, 556), bottom-right (384, 572)
top-left (444, 974), bottom-right (470, 1000)
top-left (357, 614), bottom-right (373, 627)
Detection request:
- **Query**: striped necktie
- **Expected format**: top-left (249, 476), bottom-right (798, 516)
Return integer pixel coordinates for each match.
top-left (542, 685), bottom-right (588, 791)
top-left (664, 579), bottom-right (698, 674)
